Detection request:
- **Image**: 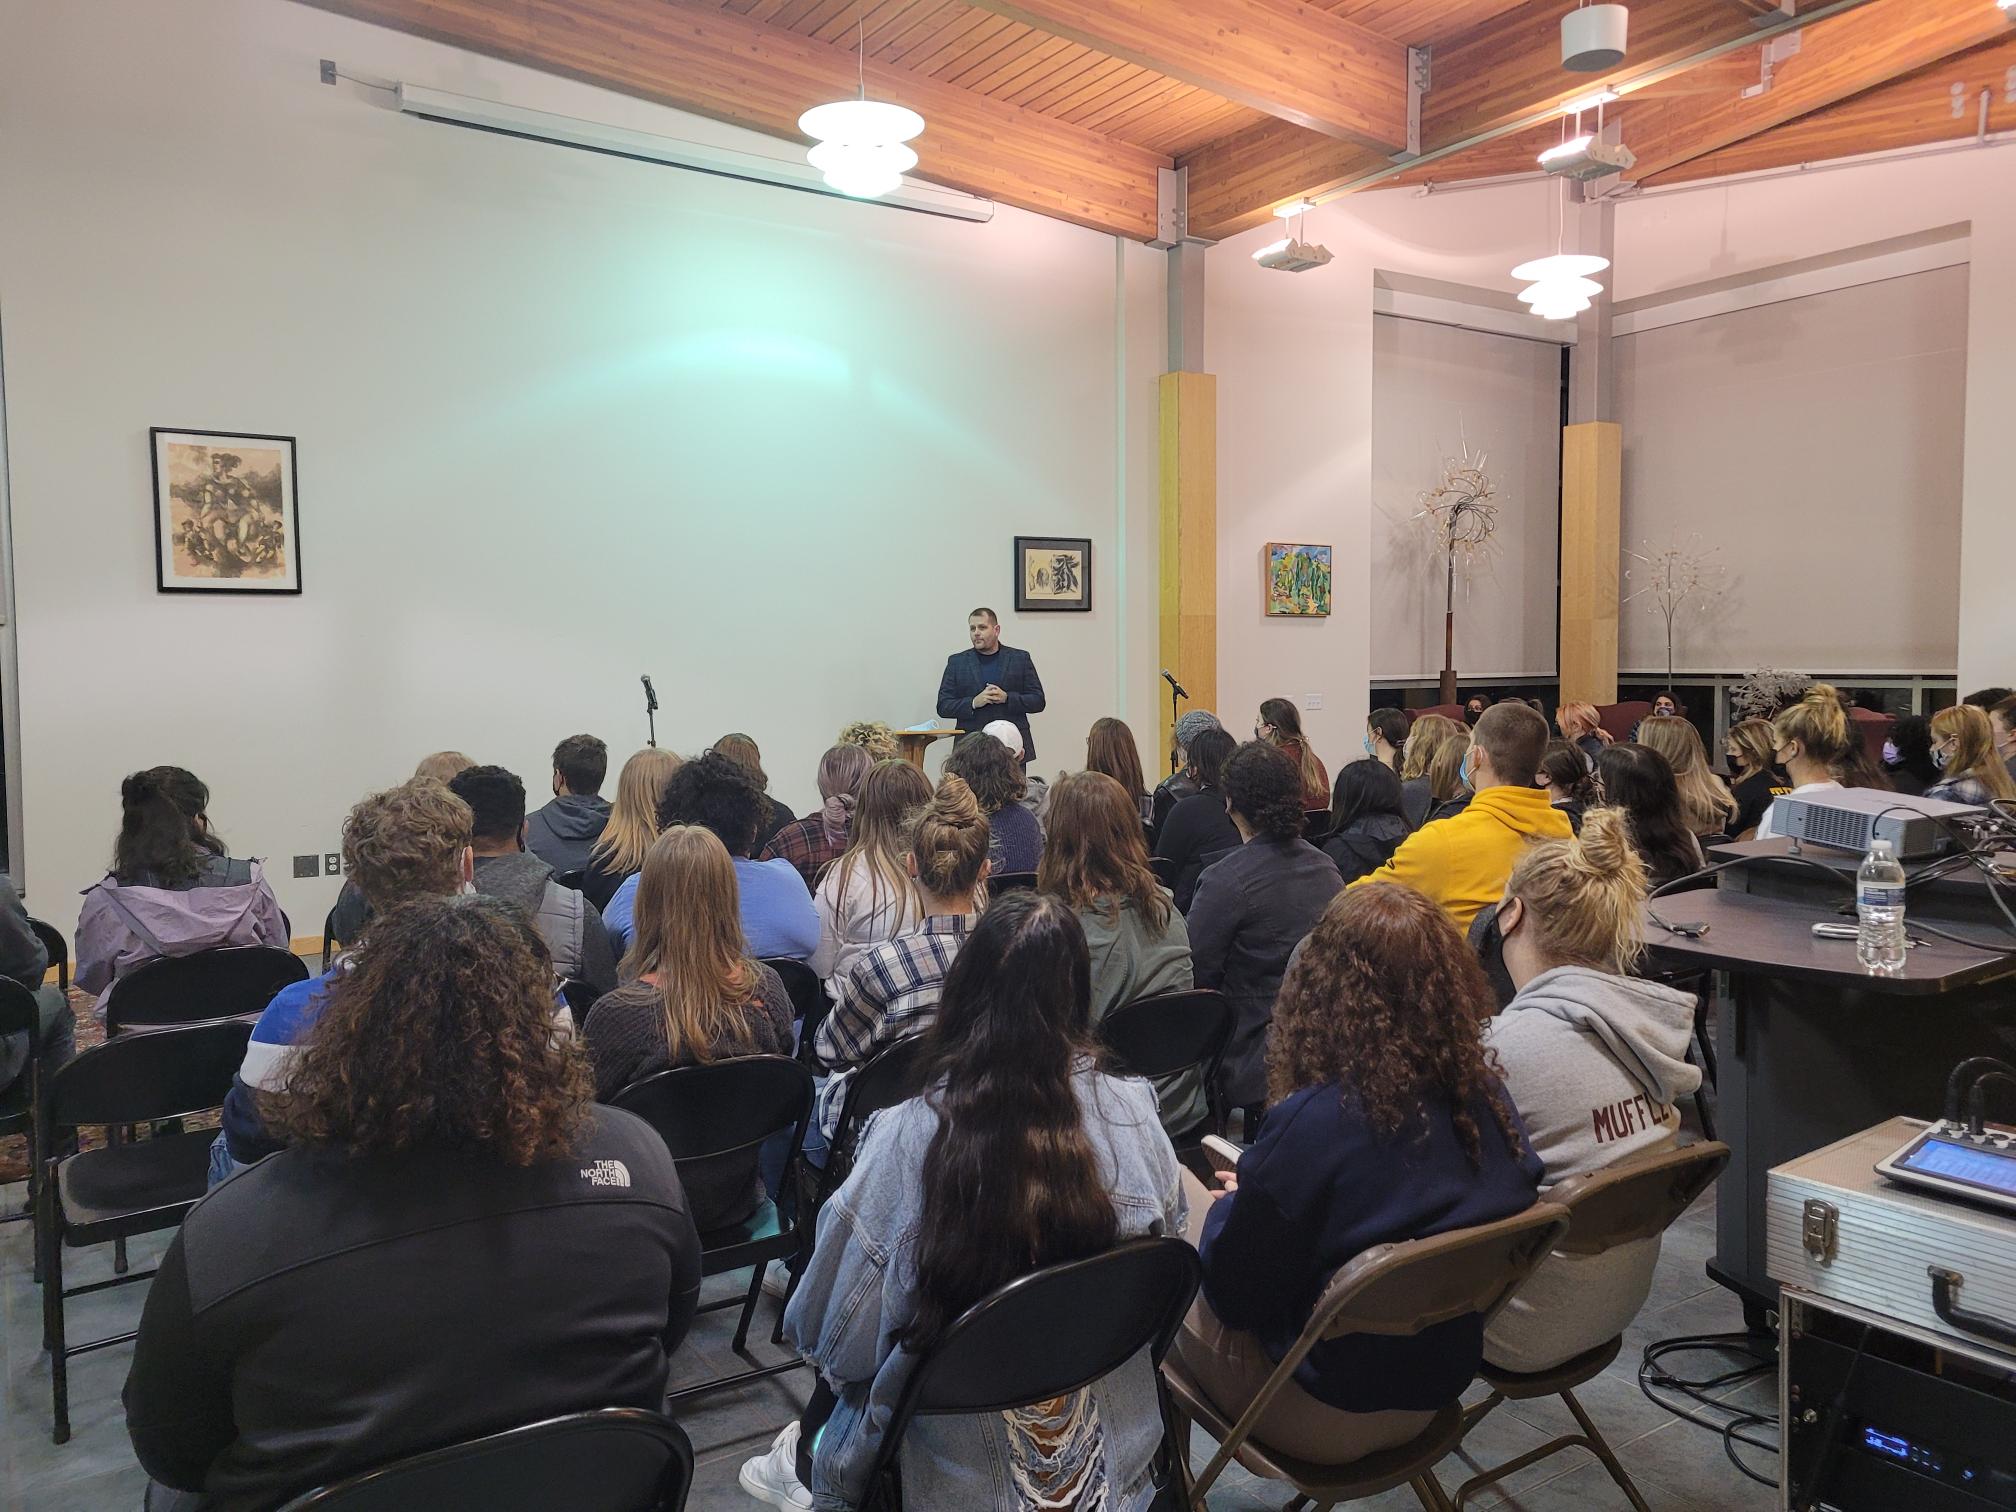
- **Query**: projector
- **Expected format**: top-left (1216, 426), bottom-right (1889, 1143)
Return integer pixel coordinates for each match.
top-left (1769, 787), bottom-right (1982, 860)
top-left (1251, 237), bottom-right (1334, 273)
top-left (1539, 133), bottom-right (1637, 181)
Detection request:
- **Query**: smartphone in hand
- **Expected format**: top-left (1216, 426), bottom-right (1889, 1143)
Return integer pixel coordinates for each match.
top-left (1199, 1134), bottom-right (1244, 1177)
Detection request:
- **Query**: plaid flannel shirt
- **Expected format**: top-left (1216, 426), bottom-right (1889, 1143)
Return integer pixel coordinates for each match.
top-left (761, 815), bottom-right (845, 889)
top-left (812, 914), bottom-right (973, 1139)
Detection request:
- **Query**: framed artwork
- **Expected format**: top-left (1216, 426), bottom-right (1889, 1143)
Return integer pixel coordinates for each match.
top-left (151, 428), bottom-right (301, 594)
top-left (1014, 536), bottom-right (1092, 612)
top-left (1265, 542), bottom-right (1332, 617)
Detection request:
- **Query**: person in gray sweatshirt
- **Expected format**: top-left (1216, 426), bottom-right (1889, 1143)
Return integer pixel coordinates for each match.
top-left (1481, 806), bottom-right (1703, 1373)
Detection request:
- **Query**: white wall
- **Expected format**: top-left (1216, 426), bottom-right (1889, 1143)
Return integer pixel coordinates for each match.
top-left (1614, 265), bottom-right (1967, 675)
top-left (1371, 314), bottom-right (1562, 681)
top-left (0, 0), bottom-right (1164, 924)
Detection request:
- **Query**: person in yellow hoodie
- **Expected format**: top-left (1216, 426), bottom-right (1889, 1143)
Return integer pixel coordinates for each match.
top-left (1352, 702), bottom-right (1570, 928)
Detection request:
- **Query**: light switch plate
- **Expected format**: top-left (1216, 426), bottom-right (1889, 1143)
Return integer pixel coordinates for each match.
top-left (1304, 692), bottom-right (1324, 711)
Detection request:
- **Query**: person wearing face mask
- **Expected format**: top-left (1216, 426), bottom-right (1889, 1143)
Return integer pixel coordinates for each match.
top-left (1353, 703), bottom-right (1570, 929)
top-left (1754, 686), bottom-right (1855, 841)
top-left (1463, 694), bottom-right (1493, 728)
top-left (1724, 719), bottom-right (1788, 839)
top-left (1925, 704), bottom-right (2016, 808)
top-left (1878, 716), bottom-right (1939, 799)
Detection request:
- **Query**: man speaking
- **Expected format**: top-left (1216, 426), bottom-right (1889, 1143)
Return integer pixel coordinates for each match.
top-left (936, 607), bottom-right (1046, 759)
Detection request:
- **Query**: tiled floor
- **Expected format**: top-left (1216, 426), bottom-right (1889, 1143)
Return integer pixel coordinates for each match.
top-left (0, 1172), bottom-right (1777, 1511)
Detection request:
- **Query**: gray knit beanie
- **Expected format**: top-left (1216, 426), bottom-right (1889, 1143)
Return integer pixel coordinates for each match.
top-left (1174, 710), bottom-right (1222, 749)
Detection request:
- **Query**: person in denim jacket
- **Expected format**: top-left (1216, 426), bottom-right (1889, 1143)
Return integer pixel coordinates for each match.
top-left (739, 891), bottom-right (1187, 1511)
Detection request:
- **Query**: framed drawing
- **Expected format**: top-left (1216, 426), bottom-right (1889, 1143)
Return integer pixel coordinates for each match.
top-left (1265, 542), bottom-right (1332, 617)
top-left (1014, 536), bottom-right (1092, 612)
top-left (151, 428), bottom-right (301, 594)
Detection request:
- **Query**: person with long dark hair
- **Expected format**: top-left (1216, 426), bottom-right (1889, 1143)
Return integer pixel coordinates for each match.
top-left (1592, 744), bottom-right (1703, 892)
top-left (1881, 715), bottom-right (1939, 798)
top-left (1256, 697), bottom-right (1329, 810)
top-left (1320, 759), bottom-right (1407, 885)
top-left (1153, 727), bottom-right (1242, 913)
top-left (1365, 708), bottom-right (1409, 774)
top-left (1085, 716), bottom-right (1150, 818)
top-left (1536, 740), bottom-right (1594, 834)
top-left (1176, 884), bottom-right (1540, 1463)
top-left (77, 766), bottom-right (288, 1018)
top-left (126, 896), bottom-right (702, 1512)
top-left (1152, 709), bottom-right (1224, 842)
top-left (741, 891), bottom-right (1184, 1511)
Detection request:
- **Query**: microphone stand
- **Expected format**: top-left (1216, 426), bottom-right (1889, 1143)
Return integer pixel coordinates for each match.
top-left (641, 675), bottom-right (659, 748)
top-left (1165, 674), bottom-right (1187, 774)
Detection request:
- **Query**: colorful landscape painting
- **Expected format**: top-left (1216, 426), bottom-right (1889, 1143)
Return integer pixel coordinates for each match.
top-left (1266, 542), bottom-right (1332, 617)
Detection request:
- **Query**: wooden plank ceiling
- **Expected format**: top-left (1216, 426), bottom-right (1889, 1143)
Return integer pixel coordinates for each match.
top-left (299, 0), bottom-right (2016, 240)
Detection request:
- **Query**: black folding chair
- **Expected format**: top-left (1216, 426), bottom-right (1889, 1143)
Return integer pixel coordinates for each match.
top-left (554, 869), bottom-right (587, 894)
top-left (858, 1238), bottom-right (1202, 1512)
top-left (1150, 855), bottom-right (1180, 891)
top-left (0, 979), bottom-right (51, 1242)
top-left (322, 906), bottom-right (342, 972)
top-left (1096, 988), bottom-right (1232, 1145)
top-left (610, 1056), bottom-right (813, 1404)
top-left (275, 1407), bottom-right (695, 1511)
top-left (37, 1017), bottom-right (254, 1442)
top-left (761, 957), bottom-right (831, 1069)
top-left (560, 979), bottom-right (602, 1024)
top-left (987, 871), bottom-right (1038, 898)
top-left (30, 916), bottom-right (68, 991)
top-left (106, 945), bottom-right (309, 1033)
top-left (1303, 809), bottom-right (1335, 842)
top-left (810, 1033), bottom-right (931, 1215)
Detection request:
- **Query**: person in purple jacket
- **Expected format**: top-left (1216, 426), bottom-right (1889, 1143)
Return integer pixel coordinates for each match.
top-left (76, 768), bottom-right (288, 1020)
top-left (1175, 882), bottom-right (1542, 1465)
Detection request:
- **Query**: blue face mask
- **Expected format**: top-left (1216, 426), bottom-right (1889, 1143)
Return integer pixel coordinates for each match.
top-left (1363, 734), bottom-right (1375, 757)
top-left (1460, 747), bottom-right (1476, 789)
top-left (1882, 741), bottom-right (1899, 766)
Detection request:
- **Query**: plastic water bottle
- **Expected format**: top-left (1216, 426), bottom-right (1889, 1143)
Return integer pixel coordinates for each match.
top-left (1856, 838), bottom-right (1907, 972)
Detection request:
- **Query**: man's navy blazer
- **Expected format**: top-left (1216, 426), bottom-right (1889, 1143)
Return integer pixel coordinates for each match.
top-left (936, 645), bottom-right (1046, 760)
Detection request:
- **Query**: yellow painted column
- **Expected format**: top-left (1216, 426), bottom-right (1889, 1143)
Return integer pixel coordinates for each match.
top-left (1560, 420), bottom-right (1622, 707)
top-left (1159, 371), bottom-right (1217, 765)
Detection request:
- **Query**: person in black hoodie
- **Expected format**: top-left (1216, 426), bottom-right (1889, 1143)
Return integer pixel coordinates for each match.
top-left (524, 734), bottom-right (612, 876)
top-left (124, 896), bottom-right (701, 1512)
top-left (1153, 728), bottom-right (1241, 912)
top-left (1320, 759), bottom-right (1408, 885)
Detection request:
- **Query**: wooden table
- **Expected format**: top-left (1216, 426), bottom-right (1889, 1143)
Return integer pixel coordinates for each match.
top-left (894, 727), bottom-right (957, 769)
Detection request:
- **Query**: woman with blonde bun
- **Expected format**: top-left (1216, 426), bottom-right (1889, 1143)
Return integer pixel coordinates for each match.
top-left (1756, 685), bottom-right (1853, 840)
top-left (1483, 807), bottom-right (1703, 1373)
top-left (1637, 716), bottom-right (1736, 837)
top-left (1926, 704), bottom-right (2016, 807)
top-left (1398, 714), bottom-right (1462, 831)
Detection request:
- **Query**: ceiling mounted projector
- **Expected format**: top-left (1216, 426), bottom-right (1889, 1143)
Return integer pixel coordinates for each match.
top-left (1538, 132), bottom-right (1637, 180)
top-left (1252, 237), bottom-right (1334, 273)
top-left (1562, 4), bottom-right (1629, 71)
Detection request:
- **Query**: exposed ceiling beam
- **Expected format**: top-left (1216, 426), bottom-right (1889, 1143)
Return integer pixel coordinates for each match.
top-left (959, 0), bottom-right (1409, 151)
top-left (1620, 0), bottom-right (2016, 182)
top-left (1180, 0), bottom-right (1881, 239)
top-left (1644, 29), bottom-right (2016, 184)
top-left (293, 0), bottom-right (1170, 239)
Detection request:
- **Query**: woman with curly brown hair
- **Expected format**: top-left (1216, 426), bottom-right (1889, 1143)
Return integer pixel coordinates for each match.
top-left (127, 895), bottom-right (702, 1512)
top-left (1175, 883), bottom-right (1541, 1463)
top-left (943, 729), bottom-right (1043, 873)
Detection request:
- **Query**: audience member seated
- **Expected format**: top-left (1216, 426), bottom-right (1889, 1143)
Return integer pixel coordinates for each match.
top-left (1153, 710), bottom-right (1224, 843)
top-left (742, 891), bottom-right (1184, 1512)
top-left (809, 760), bottom-right (931, 996)
top-left (1963, 686), bottom-right (2013, 712)
top-left (1883, 715), bottom-right (1939, 797)
top-left (943, 731), bottom-right (1042, 874)
top-left (1398, 713), bottom-right (1462, 831)
top-left (1188, 742), bottom-right (1343, 1123)
top-left (1637, 715), bottom-right (1736, 838)
top-left (1537, 740), bottom-right (1593, 834)
top-left (1357, 703), bottom-right (1569, 929)
top-left (1174, 884), bottom-right (1541, 1465)
top-left (1463, 693), bottom-right (1492, 727)
top-left (1755, 685), bottom-right (1856, 840)
top-left (213, 779), bottom-right (483, 1184)
top-left (810, 778), bottom-right (988, 1147)
top-left (761, 744), bottom-right (873, 889)
top-left (1320, 760), bottom-right (1407, 885)
top-left (1593, 745), bottom-right (1704, 892)
top-left (1153, 728), bottom-right (1241, 913)
top-left (327, 750), bottom-right (480, 945)
top-left (582, 826), bottom-right (793, 1231)
top-left (582, 747), bottom-right (681, 912)
top-left (77, 767), bottom-right (288, 1019)
top-left (1086, 715), bottom-right (1151, 827)
top-left (524, 733), bottom-right (611, 875)
top-left (449, 765), bottom-right (616, 997)
top-left (127, 896), bottom-right (701, 1512)
top-left (1926, 704), bottom-right (2016, 808)
top-left (1556, 702), bottom-right (1611, 767)
top-left (714, 733), bottom-right (797, 854)
top-left (1994, 694), bottom-right (2016, 781)
top-left (1725, 718), bottom-right (1788, 839)
top-left (836, 719), bottom-right (899, 762)
top-left (606, 751), bottom-right (818, 961)
top-left (1482, 810), bottom-right (1702, 1373)
top-left (1365, 708), bottom-right (1409, 774)
top-left (0, 871), bottom-right (73, 1100)
top-left (1649, 691), bottom-right (1681, 720)
top-left (980, 718), bottom-right (1049, 818)
top-left (1425, 730), bottom-right (1473, 824)
top-left (1256, 697), bottom-right (1330, 811)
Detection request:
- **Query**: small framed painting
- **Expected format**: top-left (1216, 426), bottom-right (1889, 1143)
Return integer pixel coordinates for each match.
top-left (151, 428), bottom-right (302, 594)
top-left (1265, 542), bottom-right (1332, 617)
top-left (1014, 536), bottom-right (1092, 612)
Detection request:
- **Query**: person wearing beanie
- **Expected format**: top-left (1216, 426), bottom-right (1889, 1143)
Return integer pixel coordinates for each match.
top-left (1152, 709), bottom-right (1224, 846)
top-left (982, 717), bottom-right (1049, 817)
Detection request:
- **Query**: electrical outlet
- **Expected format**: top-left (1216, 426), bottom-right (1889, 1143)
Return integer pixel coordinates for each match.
top-left (1304, 692), bottom-right (1325, 712)
top-left (324, 853), bottom-right (342, 876)
top-left (292, 855), bottom-right (319, 879)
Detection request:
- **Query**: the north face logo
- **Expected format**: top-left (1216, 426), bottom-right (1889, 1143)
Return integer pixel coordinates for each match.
top-left (580, 1159), bottom-right (631, 1188)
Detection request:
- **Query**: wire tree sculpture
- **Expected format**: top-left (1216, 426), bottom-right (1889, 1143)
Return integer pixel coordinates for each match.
top-left (1413, 444), bottom-right (1500, 705)
top-left (1731, 668), bottom-right (1813, 723)
top-left (1622, 535), bottom-right (1726, 690)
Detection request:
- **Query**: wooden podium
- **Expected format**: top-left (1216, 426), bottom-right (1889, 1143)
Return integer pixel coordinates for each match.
top-left (895, 725), bottom-right (957, 769)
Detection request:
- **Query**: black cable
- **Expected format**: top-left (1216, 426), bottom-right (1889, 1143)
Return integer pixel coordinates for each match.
top-left (1638, 1331), bottom-right (1781, 1488)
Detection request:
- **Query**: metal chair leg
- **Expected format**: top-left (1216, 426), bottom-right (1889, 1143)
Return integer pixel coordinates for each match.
top-left (730, 1261), bottom-right (765, 1354)
top-left (1562, 1387), bottom-right (1653, 1512)
top-left (39, 1171), bottom-right (67, 1443)
top-left (108, 1125), bottom-right (129, 1276)
top-left (1410, 1474), bottom-right (1454, 1512)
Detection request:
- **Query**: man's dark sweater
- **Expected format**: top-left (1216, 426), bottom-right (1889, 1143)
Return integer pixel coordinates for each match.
top-left (125, 1106), bottom-right (702, 1512)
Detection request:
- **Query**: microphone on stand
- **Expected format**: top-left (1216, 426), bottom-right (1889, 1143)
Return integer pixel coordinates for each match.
top-left (1161, 670), bottom-right (1188, 775)
top-left (1161, 669), bottom-right (1189, 699)
top-left (640, 675), bottom-right (659, 747)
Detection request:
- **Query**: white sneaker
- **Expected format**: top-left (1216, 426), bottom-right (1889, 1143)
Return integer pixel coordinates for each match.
top-left (760, 1259), bottom-right (792, 1299)
top-left (739, 1422), bottom-right (812, 1510)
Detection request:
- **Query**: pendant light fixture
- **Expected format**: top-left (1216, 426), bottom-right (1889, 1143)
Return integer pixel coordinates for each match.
top-left (798, 3), bottom-right (925, 199)
top-left (1511, 181), bottom-right (1610, 320)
